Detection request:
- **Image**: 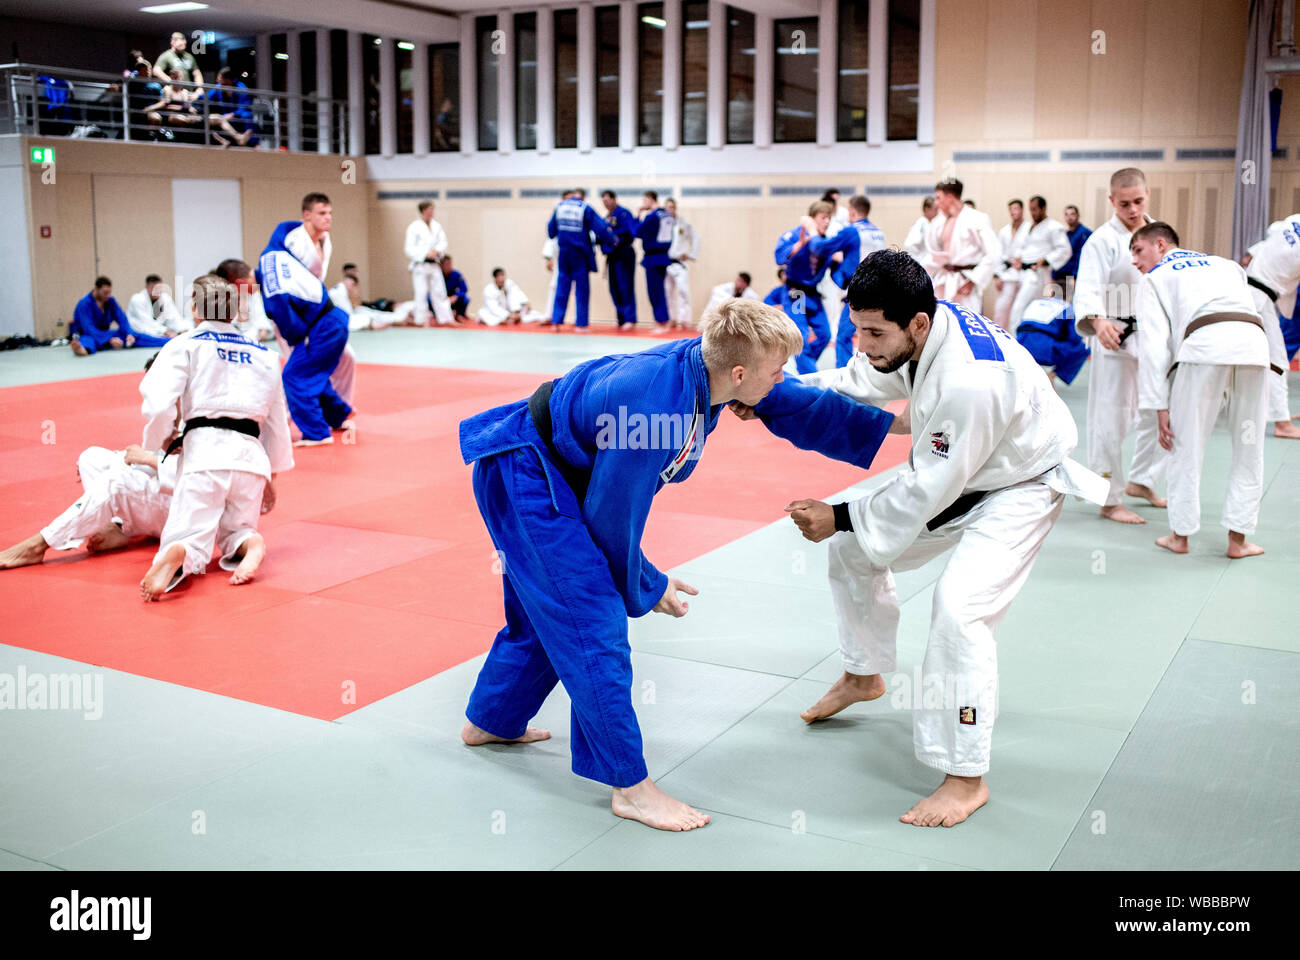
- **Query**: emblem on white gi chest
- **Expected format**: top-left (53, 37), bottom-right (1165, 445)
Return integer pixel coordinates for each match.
top-left (929, 430), bottom-right (951, 458)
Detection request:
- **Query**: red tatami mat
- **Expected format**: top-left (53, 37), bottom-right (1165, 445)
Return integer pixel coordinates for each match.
top-left (0, 362), bottom-right (908, 720)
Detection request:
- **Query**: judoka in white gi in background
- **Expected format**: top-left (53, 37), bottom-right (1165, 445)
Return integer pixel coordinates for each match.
top-left (1072, 167), bottom-right (1169, 523)
top-left (904, 197), bottom-right (937, 261)
top-left (992, 200), bottom-right (1026, 331)
top-left (664, 199), bottom-right (700, 328)
top-left (1004, 196), bottom-right (1072, 332)
top-left (1132, 223), bottom-right (1270, 559)
top-left (0, 444), bottom-right (175, 569)
top-left (404, 200), bottom-right (455, 326)
top-left (476, 269), bottom-right (541, 325)
top-left (541, 237), bottom-right (559, 322)
top-left (328, 264), bottom-right (410, 330)
top-left (138, 275), bottom-right (294, 600)
top-left (127, 276), bottom-right (190, 339)
top-left (789, 250), bottom-right (1107, 828)
top-left (922, 178), bottom-right (1001, 314)
top-left (1243, 216), bottom-right (1300, 439)
top-left (706, 273), bottom-right (761, 312)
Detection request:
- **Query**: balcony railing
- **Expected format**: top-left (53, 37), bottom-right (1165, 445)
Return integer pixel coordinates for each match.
top-left (0, 62), bottom-right (350, 154)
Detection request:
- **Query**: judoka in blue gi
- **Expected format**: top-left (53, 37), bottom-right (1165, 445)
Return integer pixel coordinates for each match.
top-left (441, 257), bottom-right (470, 320)
top-left (256, 221), bottom-right (353, 444)
top-left (806, 196), bottom-right (888, 368)
top-left (548, 189), bottom-right (616, 328)
top-left (1015, 296), bottom-right (1091, 386)
top-left (70, 277), bottom-right (169, 356)
top-left (635, 191), bottom-right (675, 330)
top-left (458, 297), bottom-right (901, 831)
top-left (764, 268), bottom-right (787, 308)
top-left (599, 190), bottom-right (639, 329)
top-left (774, 200), bottom-right (837, 373)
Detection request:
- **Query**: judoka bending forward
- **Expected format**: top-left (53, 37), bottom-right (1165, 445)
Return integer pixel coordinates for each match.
top-left (785, 251), bottom-right (1106, 828)
top-left (458, 299), bottom-right (901, 831)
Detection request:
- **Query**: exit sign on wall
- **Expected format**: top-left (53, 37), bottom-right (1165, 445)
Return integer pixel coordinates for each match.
top-left (30, 146), bottom-right (54, 163)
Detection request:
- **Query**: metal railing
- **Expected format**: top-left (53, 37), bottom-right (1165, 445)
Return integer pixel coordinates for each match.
top-left (0, 62), bottom-right (350, 153)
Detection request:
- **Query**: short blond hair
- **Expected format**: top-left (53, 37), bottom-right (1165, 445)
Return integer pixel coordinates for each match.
top-left (1110, 167), bottom-right (1146, 192)
top-left (808, 200), bottom-right (834, 218)
top-left (699, 298), bottom-right (804, 372)
top-left (191, 274), bottom-right (239, 323)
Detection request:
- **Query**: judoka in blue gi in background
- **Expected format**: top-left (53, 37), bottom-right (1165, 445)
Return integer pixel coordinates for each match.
top-left (806, 196), bottom-right (888, 368)
top-left (774, 200), bottom-right (837, 373)
top-left (257, 220), bottom-right (353, 444)
top-left (600, 190), bottom-right (639, 329)
top-left (440, 257), bottom-right (470, 320)
top-left (1015, 296), bottom-right (1091, 386)
top-left (548, 188), bottom-right (616, 328)
top-left (458, 297), bottom-right (901, 831)
top-left (70, 277), bottom-right (170, 356)
top-left (635, 191), bottom-right (675, 330)
top-left (764, 268), bottom-right (788, 308)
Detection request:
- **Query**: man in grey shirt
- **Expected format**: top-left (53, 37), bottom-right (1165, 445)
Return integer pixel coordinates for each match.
top-left (153, 32), bottom-right (203, 90)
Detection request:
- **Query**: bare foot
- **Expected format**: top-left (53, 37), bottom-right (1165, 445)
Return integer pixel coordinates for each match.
top-left (1273, 421), bottom-right (1300, 439)
top-left (1155, 533), bottom-right (1189, 554)
top-left (1100, 504), bottom-right (1146, 524)
top-left (107, 337), bottom-right (124, 350)
top-left (900, 774), bottom-right (989, 827)
top-left (612, 777), bottom-right (710, 832)
top-left (1125, 482), bottom-right (1167, 507)
top-left (70, 340), bottom-right (89, 357)
top-left (1227, 531), bottom-right (1264, 559)
top-left (140, 543), bottom-right (185, 601)
top-left (0, 534), bottom-right (49, 569)
top-left (85, 524), bottom-right (129, 553)
top-left (228, 534), bottom-right (265, 585)
top-left (460, 720), bottom-right (551, 745)
top-left (801, 671), bottom-right (886, 723)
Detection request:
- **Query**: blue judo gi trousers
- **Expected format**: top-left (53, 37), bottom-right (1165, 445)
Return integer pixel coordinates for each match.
top-left (283, 308), bottom-right (353, 441)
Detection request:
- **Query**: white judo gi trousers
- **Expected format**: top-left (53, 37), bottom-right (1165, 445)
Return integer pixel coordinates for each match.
top-left (1166, 362), bottom-right (1267, 537)
top-left (827, 481), bottom-right (1064, 777)
top-left (1086, 344), bottom-right (1168, 505)
top-left (157, 468), bottom-right (265, 577)
top-left (992, 278), bottom-right (1019, 330)
top-left (1009, 267), bottom-right (1052, 333)
top-left (1247, 286), bottom-right (1292, 422)
top-left (665, 262), bottom-right (692, 327)
top-left (411, 262), bottom-right (454, 326)
top-left (41, 447), bottom-right (170, 549)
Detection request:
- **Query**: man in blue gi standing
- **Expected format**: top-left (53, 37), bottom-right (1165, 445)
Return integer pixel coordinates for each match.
top-left (636, 191), bottom-right (675, 333)
top-left (774, 200), bottom-right (837, 373)
top-left (458, 298), bottom-right (902, 831)
top-left (600, 190), bottom-right (639, 330)
top-left (548, 188), bottom-right (616, 329)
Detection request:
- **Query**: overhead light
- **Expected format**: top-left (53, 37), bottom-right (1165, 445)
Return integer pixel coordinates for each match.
top-left (275, 53), bottom-right (289, 60)
top-left (397, 41), bottom-right (415, 50)
top-left (641, 15), bottom-right (666, 28)
top-left (373, 38), bottom-right (382, 45)
top-left (685, 20), bottom-right (708, 29)
top-left (140, 2), bottom-right (209, 12)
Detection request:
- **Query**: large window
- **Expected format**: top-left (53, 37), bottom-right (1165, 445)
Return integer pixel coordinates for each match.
top-left (554, 9), bottom-right (578, 149)
top-left (725, 5), bottom-right (754, 144)
top-left (363, 34), bottom-right (379, 154)
top-left (596, 5), bottom-right (620, 147)
top-left (837, 0), bottom-right (869, 141)
top-left (774, 17), bottom-right (817, 143)
top-left (681, 1), bottom-right (708, 145)
top-left (888, 0), bottom-right (920, 140)
top-left (429, 44), bottom-right (459, 152)
top-left (638, 3), bottom-right (664, 146)
top-left (271, 33), bottom-right (287, 91)
top-left (476, 16), bottom-right (499, 150)
top-left (516, 13), bottom-right (537, 149)
top-left (394, 39), bottom-right (414, 154)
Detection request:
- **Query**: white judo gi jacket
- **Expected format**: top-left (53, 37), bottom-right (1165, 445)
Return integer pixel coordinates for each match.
top-left (921, 207), bottom-right (1002, 302)
top-left (140, 320), bottom-right (294, 482)
top-left (1072, 213), bottom-right (1154, 350)
top-left (1246, 215), bottom-right (1300, 317)
top-left (805, 300), bottom-right (1106, 567)
top-left (284, 224), bottom-right (331, 280)
top-left (1136, 251), bottom-right (1269, 411)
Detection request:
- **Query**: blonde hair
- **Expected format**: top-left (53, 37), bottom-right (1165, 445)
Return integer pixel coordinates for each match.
top-left (191, 274), bottom-right (239, 323)
top-left (808, 200), bottom-right (834, 217)
top-left (699, 298), bottom-right (804, 372)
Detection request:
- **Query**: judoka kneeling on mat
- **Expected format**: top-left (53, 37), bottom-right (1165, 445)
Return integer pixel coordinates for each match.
top-left (782, 251), bottom-right (1107, 828)
top-left (458, 298), bottom-right (903, 831)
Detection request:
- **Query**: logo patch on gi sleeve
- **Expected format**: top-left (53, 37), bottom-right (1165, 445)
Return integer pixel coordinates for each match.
top-left (930, 431), bottom-right (951, 458)
top-left (959, 706), bottom-right (977, 725)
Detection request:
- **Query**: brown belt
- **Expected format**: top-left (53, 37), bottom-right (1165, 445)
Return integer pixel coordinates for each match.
top-left (1168, 311), bottom-right (1272, 378)
top-left (944, 263), bottom-right (979, 271)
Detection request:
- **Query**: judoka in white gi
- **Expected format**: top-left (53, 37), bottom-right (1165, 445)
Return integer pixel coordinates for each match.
top-left (706, 272), bottom-right (761, 312)
top-left (992, 199), bottom-right (1026, 331)
top-left (921, 178), bottom-right (1001, 314)
top-left (903, 196), bottom-right (937, 261)
top-left (1132, 223), bottom-right (1270, 559)
top-left (138, 275), bottom-right (294, 600)
top-left (541, 237), bottom-right (559, 322)
top-left (127, 275), bottom-right (189, 339)
top-left (328, 264), bottom-right (408, 330)
top-left (786, 250), bottom-right (1107, 828)
top-left (1003, 197), bottom-right (1073, 332)
top-left (1072, 167), bottom-right (1169, 523)
top-left (664, 199), bottom-right (701, 328)
top-left (0, 444), bottom-right (175, 569)
top-left (404, 200), bottom-right (455, 326)
top-left (1243, 216), bottom-right (1300, 439)
top-left (476, 268), bottom-right (541, 325)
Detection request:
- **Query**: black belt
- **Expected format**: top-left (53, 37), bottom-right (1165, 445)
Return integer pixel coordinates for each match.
top-left (1247, 276), bottom-right (1278, 302)
top-left (527, 380), bottom-right (591, 505)
top-left (786, 281), bottom-right (821, 299)
top-left (1114, 316), bottom-right (1137, 346)
top-left (926, 490), bottom-right (987, 531)
top-left (163, 417), bottom-right (260, 460)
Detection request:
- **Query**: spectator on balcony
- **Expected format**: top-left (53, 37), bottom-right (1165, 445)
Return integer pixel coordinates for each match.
top-left (144, 69), bottom-right (202, 136)
top-left (207, 67), bottom-right (258, 147)
top-left (434, 98), bottom-right (457, 150)
top-left (127, 274), bottom-right (189, 339)
top-left (153, 32), bottom-right (203, 90)
top-left (70, 277), bottom-right (169, 356)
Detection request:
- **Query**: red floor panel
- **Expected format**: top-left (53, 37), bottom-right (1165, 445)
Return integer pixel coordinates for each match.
top-left (0, 363), bottom-right (907, 721)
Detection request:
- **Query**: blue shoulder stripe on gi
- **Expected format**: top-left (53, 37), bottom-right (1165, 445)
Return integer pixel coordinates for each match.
top-left (942, 299), bottom-right (1006, 361)
top-left (192, 330), bottom-right (268, 350)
